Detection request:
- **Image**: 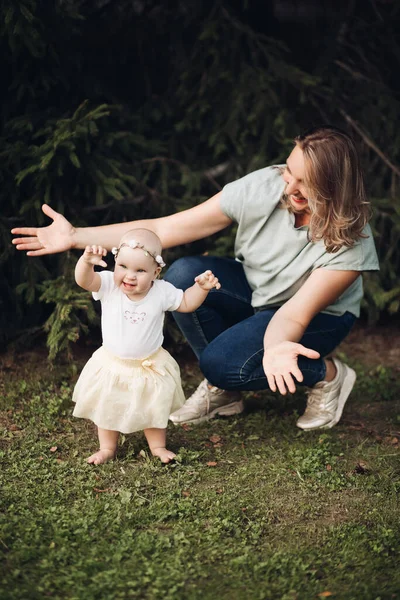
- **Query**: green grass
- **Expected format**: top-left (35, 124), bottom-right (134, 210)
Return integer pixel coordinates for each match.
top-left (1, 347), bottom-right (399, 600)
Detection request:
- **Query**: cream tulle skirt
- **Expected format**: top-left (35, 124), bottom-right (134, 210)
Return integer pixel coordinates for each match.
top-left (72, 346), bottom-right (185, 433)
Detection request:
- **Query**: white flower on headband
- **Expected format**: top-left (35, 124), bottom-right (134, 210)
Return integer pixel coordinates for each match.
top-left (111, 240), bottom-right (165, 267)
top-left (126, 239), bottom-right (141, 249)
top-left (155, 255), bottom-right (166, 267)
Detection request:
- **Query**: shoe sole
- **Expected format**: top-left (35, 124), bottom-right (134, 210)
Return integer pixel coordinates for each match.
top-left (170, 399), bottom-right (244, 425)
top-left (297, 366), bottom-right (357, 431)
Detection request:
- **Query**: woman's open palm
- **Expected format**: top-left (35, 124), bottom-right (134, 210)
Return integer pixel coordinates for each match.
top-left (12, 204), bottom-right (75, 256)
top-left (263, 341), bottom-right (320, 395)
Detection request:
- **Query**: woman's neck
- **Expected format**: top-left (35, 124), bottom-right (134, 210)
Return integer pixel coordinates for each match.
top-left (294, 211), bottom-right (310, 228)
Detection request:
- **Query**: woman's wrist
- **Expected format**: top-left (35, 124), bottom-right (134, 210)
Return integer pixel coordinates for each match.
top-left (70, 226), bottom-right (81, 250)
top-left (263, 341), bottom-right (281, 353)
top-left (263, 346), bottom-right (275, 360)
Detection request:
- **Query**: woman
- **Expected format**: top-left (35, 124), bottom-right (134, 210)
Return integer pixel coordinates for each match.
top-left (12, 126), bottom-right (379, 430)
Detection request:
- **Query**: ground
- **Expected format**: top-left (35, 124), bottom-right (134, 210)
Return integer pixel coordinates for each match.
top-left (176, 321), bottom-right (400, 437)
top-left (0, 322), bottom-right (399, 600)
top-left (342, 321), bottom-right (400, 370)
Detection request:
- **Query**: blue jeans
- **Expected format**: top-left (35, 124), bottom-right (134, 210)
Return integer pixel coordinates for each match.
top-left (164, 256), bottom-right (356, 391)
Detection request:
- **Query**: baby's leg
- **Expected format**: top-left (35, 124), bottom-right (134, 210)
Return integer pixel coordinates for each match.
top-left (144, 428), bottom-right (176, 463)
top-left (87, 428), bottom-right (119, 465)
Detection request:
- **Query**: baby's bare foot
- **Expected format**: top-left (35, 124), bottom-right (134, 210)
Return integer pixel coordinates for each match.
top-left (87, 448), bottom-right (115, 465)
top-left (151, 447), bottom-right (176, 464)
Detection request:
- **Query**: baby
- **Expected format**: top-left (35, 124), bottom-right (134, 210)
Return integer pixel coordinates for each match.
top-left (72, 228), bottom-right (220, 464)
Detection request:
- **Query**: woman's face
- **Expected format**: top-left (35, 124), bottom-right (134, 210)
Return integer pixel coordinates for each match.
top-left (282, 144), bottom-right (311, 213)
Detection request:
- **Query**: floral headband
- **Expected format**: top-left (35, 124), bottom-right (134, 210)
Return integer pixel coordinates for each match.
top-left (111, 239), bottom-right (166, 268)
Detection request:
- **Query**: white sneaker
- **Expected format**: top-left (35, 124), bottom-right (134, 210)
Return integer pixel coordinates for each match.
top-left (169, 379), bottom-right (244, 425)
top-left (296, 358), bottom-right (356, 431)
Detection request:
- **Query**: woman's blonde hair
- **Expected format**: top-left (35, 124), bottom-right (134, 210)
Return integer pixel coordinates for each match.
top-left (281, 126), bottom-right (371, 253)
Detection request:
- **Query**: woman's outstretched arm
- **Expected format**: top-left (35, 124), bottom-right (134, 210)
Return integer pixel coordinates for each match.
top-left (11, 191), bottom-right (232, 256)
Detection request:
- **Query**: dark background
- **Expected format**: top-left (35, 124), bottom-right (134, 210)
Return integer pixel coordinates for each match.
top-left (1, 0), bottom-right (400, 357)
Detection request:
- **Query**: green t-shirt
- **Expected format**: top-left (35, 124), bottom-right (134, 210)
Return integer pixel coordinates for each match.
top-left (220, 165), bottom-right (379, 317)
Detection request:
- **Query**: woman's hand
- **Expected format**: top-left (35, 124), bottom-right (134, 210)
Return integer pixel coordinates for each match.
top-left (263, 341), bottom-right (320, 395)
top-left (11, 204), bottom-right (75, 256)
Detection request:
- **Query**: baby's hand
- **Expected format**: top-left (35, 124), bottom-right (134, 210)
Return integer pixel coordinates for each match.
top-left (194, 270), bottom-right (221, 291)
top-left (82, 245), bottom-right (107, 268)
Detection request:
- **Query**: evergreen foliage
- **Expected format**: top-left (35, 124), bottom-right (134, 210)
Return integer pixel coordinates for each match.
top-left (39, 271), bottom-right (98, 361)
top-left (2, 0), bottom-right (400, 357)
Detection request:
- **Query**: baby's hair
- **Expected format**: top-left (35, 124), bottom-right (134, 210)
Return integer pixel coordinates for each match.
top-left (113, 228), bottom-right (165, 267)
top-left (119, 228), bottom-right (162, 256)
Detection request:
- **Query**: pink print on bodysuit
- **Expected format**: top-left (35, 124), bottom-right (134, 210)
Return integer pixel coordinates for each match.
top-left (124, 311), bottom-right (146, 324)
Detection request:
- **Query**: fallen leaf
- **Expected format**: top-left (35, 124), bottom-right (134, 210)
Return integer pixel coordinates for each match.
top-left (206, 461), bottom-right (217, 467)
top-left (181, 423), bottom-right (192, 431)
top-left (216, 489), bottom-right (223, 494)
top-left (390, 437), bottom-right (399, 445)
top-left (318, 593), bottom-right (333, 598)
top-left (182, 491), bottom-right (190, 497)
top-left (209, 434), bottom-right (221, 444)
top-left (347, 422), bottom-right (365, 430)
top-left (326, 464), bottom-right (332, 471)
top-left (93, 487), bottom-right (111, 493)
top-left (213, 443), bottom-right (223, 448)
top-left (50, 446), bottom-right (58, 452)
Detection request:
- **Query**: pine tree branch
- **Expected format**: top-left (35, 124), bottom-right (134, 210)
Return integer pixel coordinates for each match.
top-left (340, 110), bottom-right (400, 178)
top-left (141, 156), bottom-right (231, 191)
top-left (82, 196), bottom-right (146, 213)
top-left (334, 60), bottom-right (374, 84)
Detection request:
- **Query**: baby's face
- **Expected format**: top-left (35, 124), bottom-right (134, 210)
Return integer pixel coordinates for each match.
top-left (114, 246), bottom-right (160, 301)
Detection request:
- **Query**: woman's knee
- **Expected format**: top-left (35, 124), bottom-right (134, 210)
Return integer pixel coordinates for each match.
top-left (199, 342), bottom-right (243, 389)
top-left (199, 316), bottom-right (268, 390)
top-left (164, 256), bottom-right (209, 289)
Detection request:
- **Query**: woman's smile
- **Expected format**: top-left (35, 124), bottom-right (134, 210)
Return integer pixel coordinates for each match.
top-left (290, 194), bottom-right (308, 206)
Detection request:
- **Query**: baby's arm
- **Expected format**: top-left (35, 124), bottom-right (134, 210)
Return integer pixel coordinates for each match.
top-left (177, 270), bottom-right (221, 313)
top-left (75, 245), bottom-right (107, 292)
